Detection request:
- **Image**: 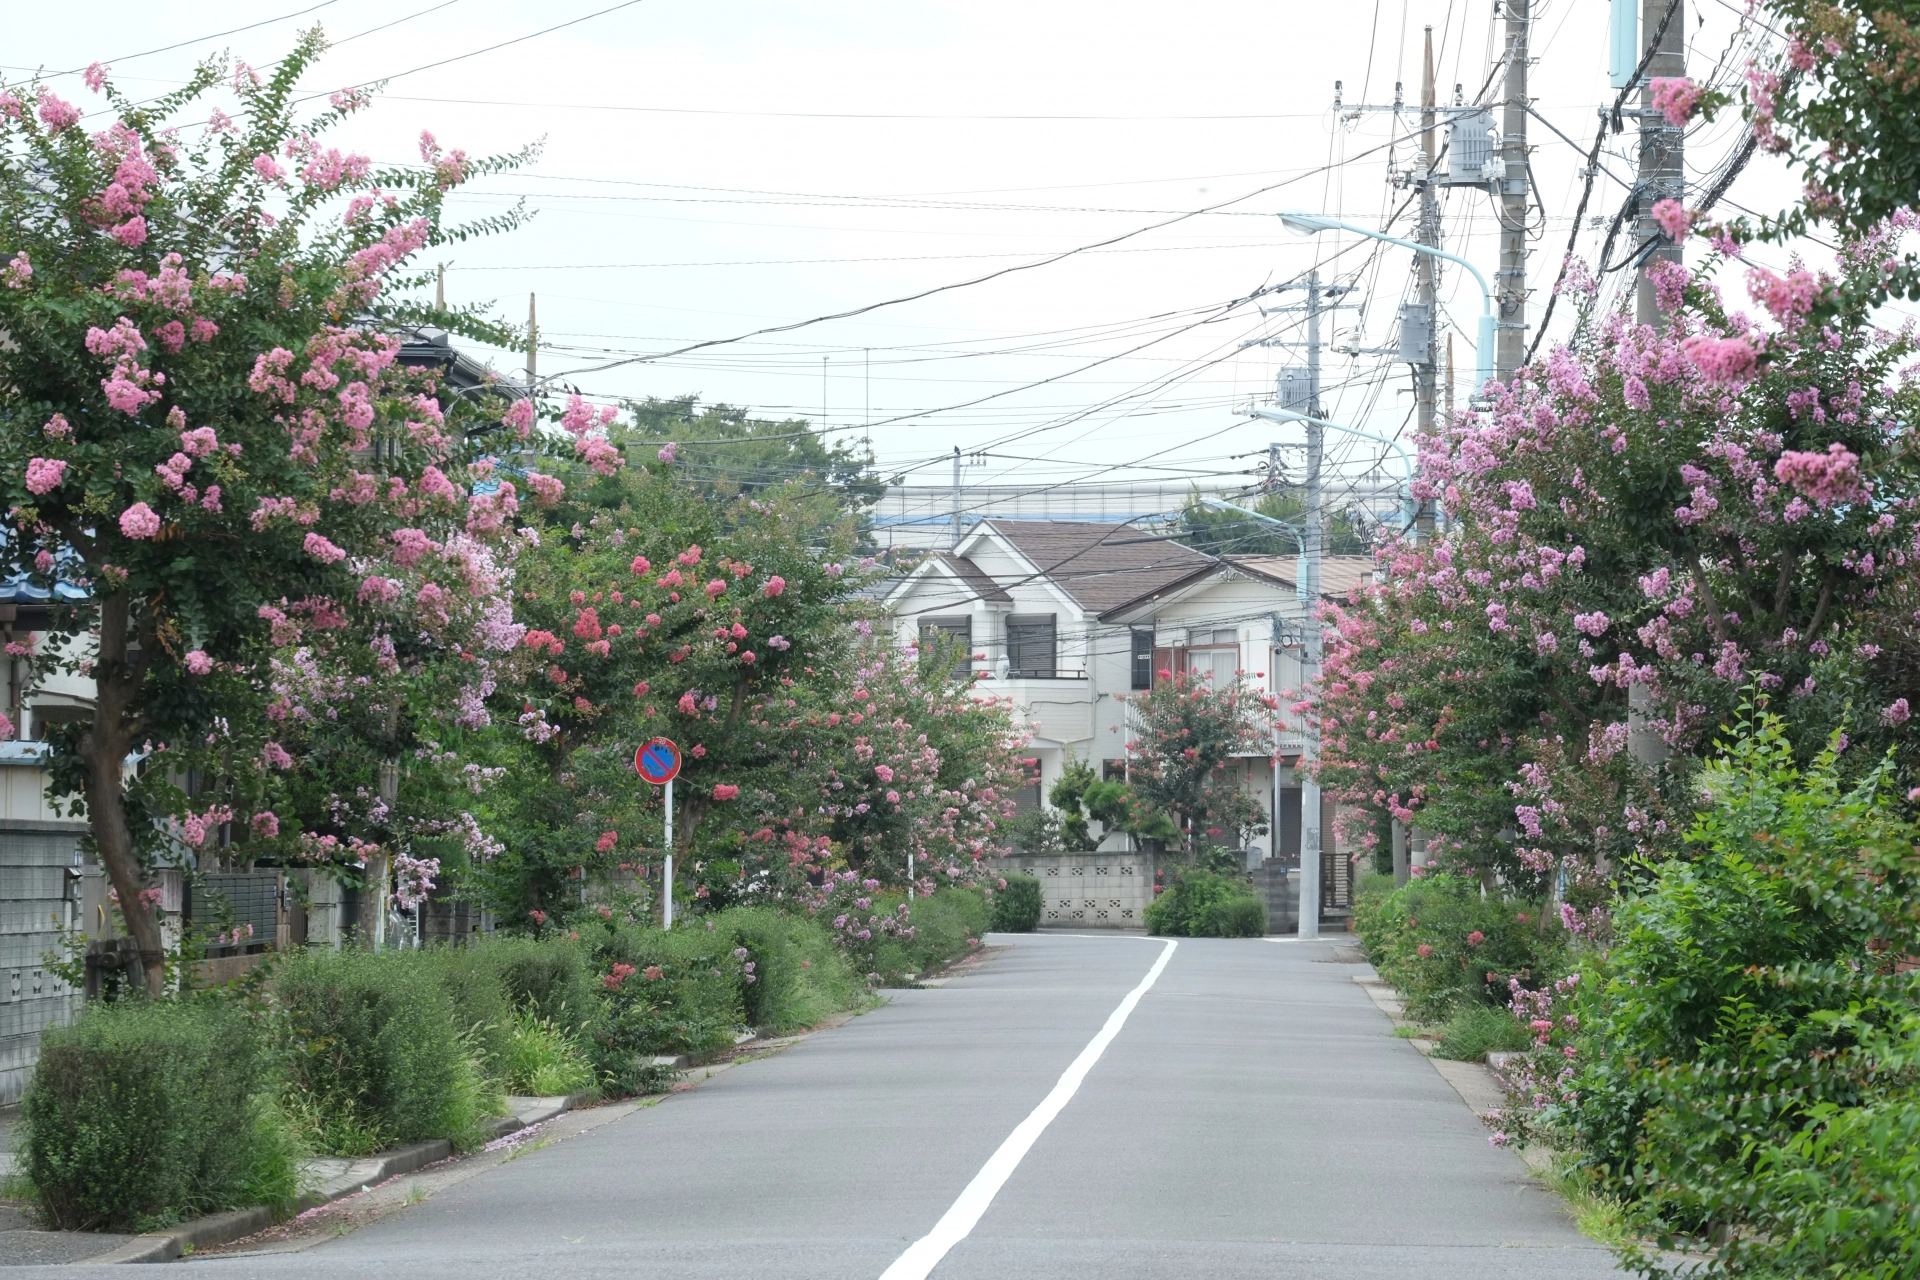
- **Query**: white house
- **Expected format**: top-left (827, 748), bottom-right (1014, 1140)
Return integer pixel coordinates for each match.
top-left (882, 520), bottom-right (1374, 926)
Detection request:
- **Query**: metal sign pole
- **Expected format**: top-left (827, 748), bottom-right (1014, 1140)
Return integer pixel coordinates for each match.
top-left (664, 777), bottom-right (674, 929)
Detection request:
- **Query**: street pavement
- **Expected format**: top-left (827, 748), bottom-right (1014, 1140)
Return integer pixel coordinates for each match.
top-left (32, 932), bottom-right (1623, 1278)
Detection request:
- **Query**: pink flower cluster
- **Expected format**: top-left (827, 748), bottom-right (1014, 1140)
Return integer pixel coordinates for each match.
top-left (1649, 76), bottom-right (1702, 128)
top-left (24, 457), bottom-right (66, 496)
top-left (1773, 442), bottom-right (1866, 507)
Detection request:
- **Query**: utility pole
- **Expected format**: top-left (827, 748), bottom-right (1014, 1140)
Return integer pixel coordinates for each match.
top-left (1416, 28), bottom-right (1439, 441)
top-left (1496, 0), bottom-right (1530, 380)
top-left (1635, 0), bottom-right (1685, 328)
top-left (1299, 270), bottom-right (1324, 940)
top-left (525, 293), bottom-right (538, 384)
top-left (1629, 0), bottom-right (1685, 770)
top-left (950, 445), bottom-right (962, 551)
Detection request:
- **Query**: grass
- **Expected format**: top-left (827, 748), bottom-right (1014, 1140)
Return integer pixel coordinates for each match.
top-left (503, 1009), bottom-right (597, 1099)
top-left (1534, 1151), bottom-right (1639, 1250)
top-left (1428, 1003), bottom-right (1531, 1061)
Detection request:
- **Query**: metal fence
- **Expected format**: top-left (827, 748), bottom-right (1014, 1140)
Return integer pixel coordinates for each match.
top-left (0, 824), bottom-right (85, 1105)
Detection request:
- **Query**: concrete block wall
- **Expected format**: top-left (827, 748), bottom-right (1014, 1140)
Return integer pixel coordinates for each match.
top-left (1006, 851), bottom-right (1157, 928)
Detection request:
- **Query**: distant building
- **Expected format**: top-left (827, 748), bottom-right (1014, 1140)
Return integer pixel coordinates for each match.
top-left (882, 519), bottom-right (1374, 929)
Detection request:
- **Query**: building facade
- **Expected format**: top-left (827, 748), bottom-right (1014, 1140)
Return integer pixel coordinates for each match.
top-left (882, 520), bottom-right (1374, 930)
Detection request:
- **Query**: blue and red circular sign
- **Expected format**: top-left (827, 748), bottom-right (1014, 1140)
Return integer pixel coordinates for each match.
top-left (634, 737), bottom-right (682, 785)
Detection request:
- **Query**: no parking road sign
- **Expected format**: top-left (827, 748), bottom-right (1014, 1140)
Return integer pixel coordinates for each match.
top-left (634, 737), bottom-right (682, 785)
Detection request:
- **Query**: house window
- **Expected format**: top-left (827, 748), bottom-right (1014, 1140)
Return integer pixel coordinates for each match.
top-left (1130, 629), bottom-right (1153, 690)
top-left (1005, 614), bottom-right (1056, 678)
top-left (918, 616), bottom-right (972, 671)
top-left (1102, 758), bottom-right (1127, 781)
top-left (1013, 758), bottom-right (1043, 814)
top-left (1148, 644), bottom-right (1239, 689)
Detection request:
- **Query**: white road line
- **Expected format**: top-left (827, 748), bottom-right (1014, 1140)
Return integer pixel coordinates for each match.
top-left (878, 938), bottom-right (1178, 1280)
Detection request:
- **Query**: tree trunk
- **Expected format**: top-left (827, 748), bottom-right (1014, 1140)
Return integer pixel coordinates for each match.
top-left (80, 593), bottom-right (160, 995)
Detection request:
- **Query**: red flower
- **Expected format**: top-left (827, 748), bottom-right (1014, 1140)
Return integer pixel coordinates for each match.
top-left (1467, 930), bottom-right (1486, 946)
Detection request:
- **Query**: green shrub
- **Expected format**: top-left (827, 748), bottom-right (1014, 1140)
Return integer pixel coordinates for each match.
top-left (1552, 717), bottom-right (1920, 1276)
top-left (1144, 870), bottom-right (1265, 937)
top-left (275, 949), bottom-right (501, 1156)
top-left (1361, 871), bottom-right (1563, 1022)
top-left (22, 998), bottom-right (289, 1231)
top-left (713, 905), bottom-right (862, 1032)
top-left (503, 1009), bottom-right (597, 1098)
top-left (901, 887), bottom-right (989, 972)
top-left (989, 874), bottom-right (1042, 932)
top-left (578, 918), bottom-right (747, 1092)
top-left (1429, 1003), bottom-right (1530, 1061)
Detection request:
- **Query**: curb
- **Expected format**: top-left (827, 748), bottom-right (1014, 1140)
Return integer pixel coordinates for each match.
top-left (86, 1098), bottom-right (586, 1264)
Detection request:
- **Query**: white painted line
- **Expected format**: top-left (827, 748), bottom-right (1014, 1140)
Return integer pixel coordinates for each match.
top-left (878, 938), bottom-right (1177, 1280)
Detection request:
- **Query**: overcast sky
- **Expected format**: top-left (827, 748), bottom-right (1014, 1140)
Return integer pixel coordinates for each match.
top-left (9, 0), bottom-right (1814, 496)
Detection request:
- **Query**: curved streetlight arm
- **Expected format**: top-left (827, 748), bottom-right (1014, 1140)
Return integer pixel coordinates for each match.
top-left (1277, 211), bottom-right (1496, 388)
top-left (1199, 498), bottom-right (1306, 548)
top-left (1199, 497), bottom-right (1309, 602)
top-left (1246, 407), bottom-right (1416, 487)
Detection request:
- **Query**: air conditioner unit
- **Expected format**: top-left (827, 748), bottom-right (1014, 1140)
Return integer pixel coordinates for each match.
top-left (1442, 110), bottom-right (1501, 186)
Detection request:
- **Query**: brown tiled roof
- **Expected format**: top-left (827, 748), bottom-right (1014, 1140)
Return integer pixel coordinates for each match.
top-left (1226, 553), bottom-right (1376, 598)
top-left (984, 519), bottom-right (1213, 613)
top-left (936, 553), bottom-right (1011, 603)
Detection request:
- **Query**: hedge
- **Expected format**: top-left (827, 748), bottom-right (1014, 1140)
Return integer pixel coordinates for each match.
top-left (990, 874), bottom-right (1042, 932)
top-left (1143, 870), bottom-right (1266, 937)
top-left (21, 999), bottom-right (299, 1232)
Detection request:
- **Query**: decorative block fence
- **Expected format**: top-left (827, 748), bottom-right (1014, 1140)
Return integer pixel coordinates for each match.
top-left (1004, 851), bottom-right (1158, 928)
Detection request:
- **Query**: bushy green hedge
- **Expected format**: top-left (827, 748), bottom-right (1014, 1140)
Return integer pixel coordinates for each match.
top-left (1352, 870), bottom-right (1563, 1022)
top-left (716, 905), bottom-right (863, 1032)
top-left (22, 999), bottom-right (299, 1232)
top-left (1143, 870), bottom-right (1266, 937)
top-left (1550, 720), bottom-right (1920, 1278)
top-left (20, 905), bottom-right (879, 1230)
top-left (275, 949), bottom-right (501, 1156)
top-left (989, 874), bottom-right (1042, 932)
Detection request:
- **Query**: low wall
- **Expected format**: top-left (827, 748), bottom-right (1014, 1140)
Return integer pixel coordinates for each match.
top-left (1004, 850), bottom-right (1157, 929)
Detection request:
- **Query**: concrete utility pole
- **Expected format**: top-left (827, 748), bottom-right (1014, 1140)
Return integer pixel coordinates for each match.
top-left (1416, 28), bottom-right (1439, 441)
top-left (1496, 0), bottom-right (1530, 380)
top-left (1635, 0), bottom-right (1685, 328)
top-left (950, 445), bottom-right (963, 550)
top-left (1299, 271), bottom-right (1324, 940)
top-left (525, 293), bottom-right (538, 383)
top-left (1630, 0), bottom-right (1685, 768)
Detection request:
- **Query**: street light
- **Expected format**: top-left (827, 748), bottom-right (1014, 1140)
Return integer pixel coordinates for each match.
top-left (1199, 496), bottom-right (1308, 603)
top-left (1277, 211), bottom-right (1495, 390)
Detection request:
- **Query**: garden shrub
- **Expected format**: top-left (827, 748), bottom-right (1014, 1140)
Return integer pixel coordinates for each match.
top-left (900, 887), bottom-right (989, 972)
top-left (579, 918), bottom-right (748, 1090)
top-left (990, 874), bottom-right (1042, 933)
top-left (275, 949), bottom-right (501, 1156)
top-left (1359, 871), bottom-right (1563, 1022)
top-left (1143, 870), bottom-right (1266, 937)
top-left (714, 905), bottom-right (861, 1032)
top-left (412, 945), bottom-right (516, 1082)
top-left (1547, 717), bottom-right (1920, 1278)
top-left (22, 998), bottom-right (289, 1231)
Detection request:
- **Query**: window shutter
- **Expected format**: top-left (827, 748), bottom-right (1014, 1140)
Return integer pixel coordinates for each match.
top-left (1130, 629), bottom-right (1153, 690)
top-left (1006, 614), bottom-right (1056, 678)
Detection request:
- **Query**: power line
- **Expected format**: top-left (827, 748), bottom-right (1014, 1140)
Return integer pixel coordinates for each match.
top-left (541, 136), bottom-right (1405, 386)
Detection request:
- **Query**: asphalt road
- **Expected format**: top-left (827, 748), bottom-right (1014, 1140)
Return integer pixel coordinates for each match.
top-left (46, 932), bottom-right (1623, 1279)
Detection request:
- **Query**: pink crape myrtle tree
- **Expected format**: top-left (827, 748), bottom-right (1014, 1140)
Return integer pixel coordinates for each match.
top-left (1314, 221), bottom-right (1920, 893)
top-left (1122, 666), bottom-right (1285, 866)
top-left (0, 37), bottom-right (532, 991)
